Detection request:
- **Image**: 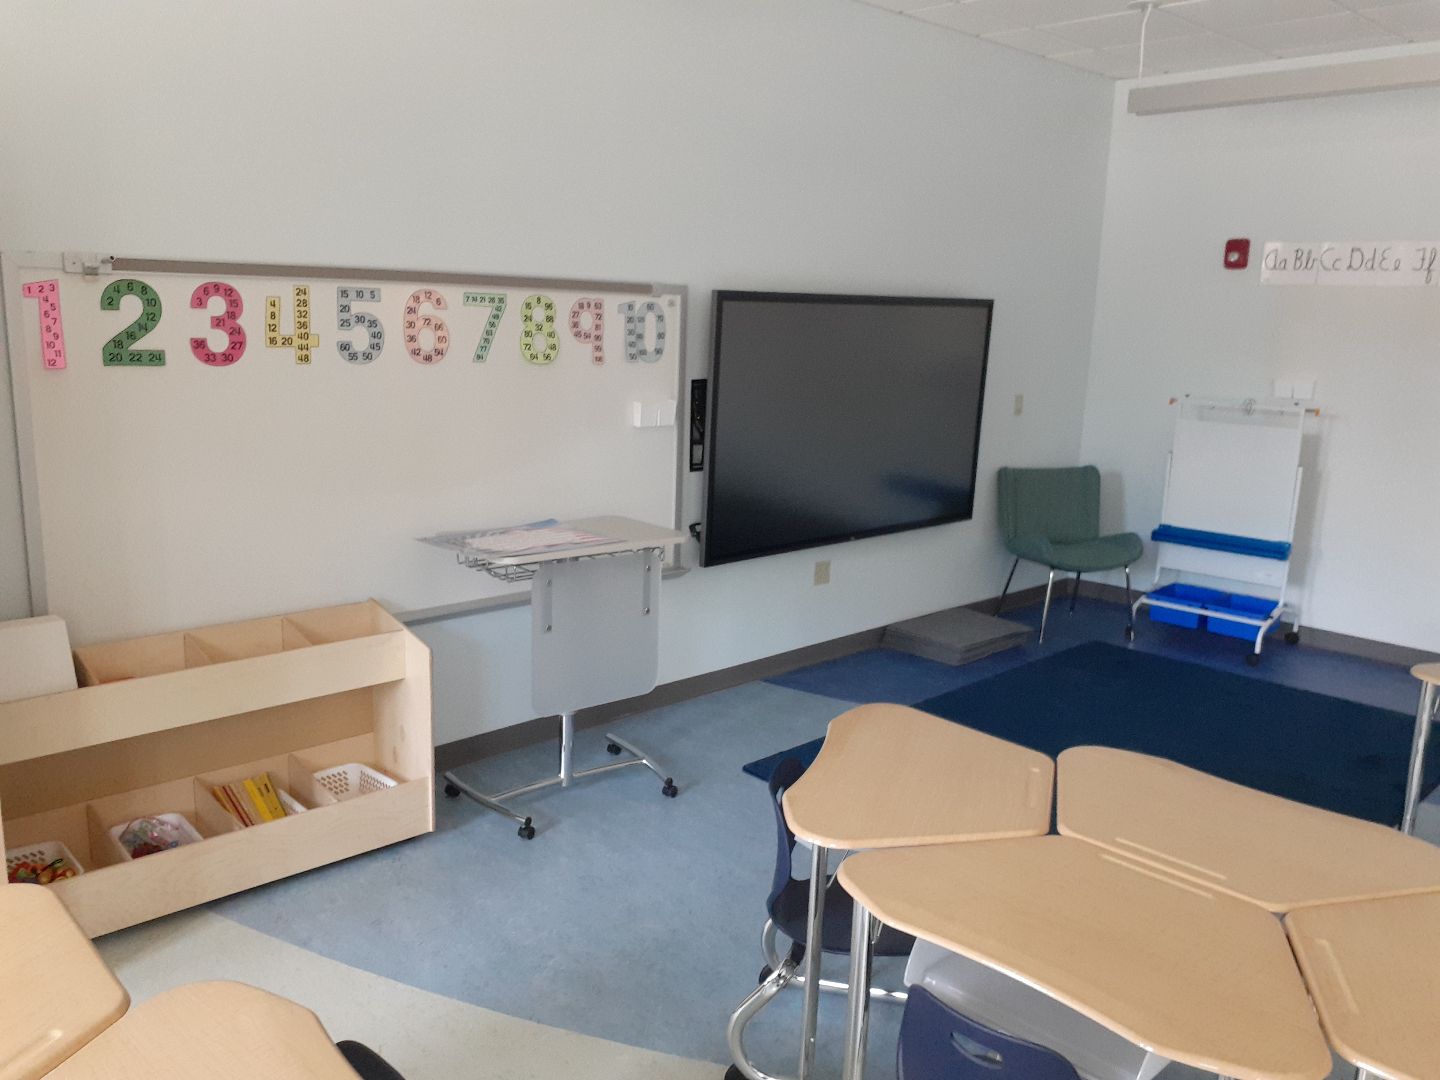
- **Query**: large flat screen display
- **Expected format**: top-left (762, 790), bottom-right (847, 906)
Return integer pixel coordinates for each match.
top-left (702, 291), bottom-right (992, 567)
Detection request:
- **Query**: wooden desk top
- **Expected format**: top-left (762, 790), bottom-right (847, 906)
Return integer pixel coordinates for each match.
top-left (838, 837), bottom-right (1332, 1080)
top-left (1286, 892), bottom-right (1440, 1080)
top-left (47, 981), bottom-right (362, 1080)
top-left (0, 884), bottom-right (128, 1080)
top-left (782, 704), bottom-right (1053, 849)
top-left (1410, 662), bottom-right (1440, 687)
top-left (1057, 746), bottom-right (1440, 911)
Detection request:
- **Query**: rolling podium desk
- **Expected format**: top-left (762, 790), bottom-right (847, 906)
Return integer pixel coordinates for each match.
top-left (424, 516), bottom-right (685, 838)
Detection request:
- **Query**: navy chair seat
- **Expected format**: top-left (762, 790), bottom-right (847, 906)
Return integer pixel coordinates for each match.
top-left (767, 757), bottom-right (914, 957)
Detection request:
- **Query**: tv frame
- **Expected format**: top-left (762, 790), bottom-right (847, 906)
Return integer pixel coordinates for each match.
top-left (701, 289), bottom-right (993, 568)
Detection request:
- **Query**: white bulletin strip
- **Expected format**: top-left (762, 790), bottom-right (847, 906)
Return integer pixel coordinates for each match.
top-left (1, 253), bottom-right (686, 641)
top-left (1261, 241), bottom-right (1440, 286)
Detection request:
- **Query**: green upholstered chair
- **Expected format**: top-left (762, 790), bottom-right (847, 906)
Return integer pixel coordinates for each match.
top-left (995, 466), bottom-right (1143, 644)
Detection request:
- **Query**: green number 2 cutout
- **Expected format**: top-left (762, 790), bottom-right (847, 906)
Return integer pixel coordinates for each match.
top-left (101, 279), bottom-right (165, 366)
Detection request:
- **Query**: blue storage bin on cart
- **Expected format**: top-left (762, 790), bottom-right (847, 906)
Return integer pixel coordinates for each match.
top-left (1145, 583), bottom-right (1227, 629)
top-left (1204, 592), bottom-right (1277, 640)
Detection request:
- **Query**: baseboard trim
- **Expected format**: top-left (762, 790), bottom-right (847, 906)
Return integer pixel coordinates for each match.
top-left (434, 581), bottom-right (1436, 769)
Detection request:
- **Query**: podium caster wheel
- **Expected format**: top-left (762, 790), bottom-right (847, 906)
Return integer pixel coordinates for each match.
top-left (606, 742), bottom-right (623, 755)
top-left (443, 782), bottom-right (461, 798)
top-left (517, 820), bottom-right (536, 840)
top-left (1245, 653), bottom-right (1261, 667)
top-left (1285, 630), bottom-right (1300, 645)
top-left (662, 779), bottom-right (679, 798)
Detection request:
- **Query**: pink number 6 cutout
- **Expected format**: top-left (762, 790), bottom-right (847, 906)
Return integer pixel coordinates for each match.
top-left (21, 280), bottom-right (67, 369)
top-left (404, 288), bottom-right (450, 365)
top-left (189, 281), bottom-right (246, 367)
top-left (569, 297), bottom-right (605, 365)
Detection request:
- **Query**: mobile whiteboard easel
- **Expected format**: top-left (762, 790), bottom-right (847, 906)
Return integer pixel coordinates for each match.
top-left (1133, 397), bottom-right (1308, 665)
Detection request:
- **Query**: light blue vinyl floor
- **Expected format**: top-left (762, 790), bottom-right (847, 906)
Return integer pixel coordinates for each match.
top-left (195, 599), bottom-right (1429, 1079)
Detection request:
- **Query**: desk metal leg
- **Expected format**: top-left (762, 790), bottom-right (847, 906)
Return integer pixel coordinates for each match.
top-left (798, 844), bottom-right (830, 1080)
top-left (1402, 682), bottom-right (1437, 834)
top-left (443, 711), bottom-right (678, 839)
top-left (841, 903), bottom-right (876, 1080)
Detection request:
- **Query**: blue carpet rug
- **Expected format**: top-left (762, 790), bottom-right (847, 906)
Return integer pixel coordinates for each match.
top-left (743, 642), bottom-right (1438, 826)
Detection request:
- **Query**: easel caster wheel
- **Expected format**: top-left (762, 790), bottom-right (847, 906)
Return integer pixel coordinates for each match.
top-left (443, 782), bottom-right (461, 798)
top-left (606, 742), bottom-right (623, 755)
top-left (1285, 630), bottom-right (1300, 645)
top-left (1245, 654), bottom-right (1261, 667)
top-left (517, 819), bottom-right (536, 840)
top-left (662, 779), bottom-right (679, 798)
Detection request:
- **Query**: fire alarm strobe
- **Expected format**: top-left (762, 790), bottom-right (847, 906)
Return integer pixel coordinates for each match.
top-left (1225, 238), bottom-right (1250, 270)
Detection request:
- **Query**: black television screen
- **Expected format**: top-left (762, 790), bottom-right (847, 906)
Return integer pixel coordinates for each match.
top-left (701, 291), bottom-right (992, 567)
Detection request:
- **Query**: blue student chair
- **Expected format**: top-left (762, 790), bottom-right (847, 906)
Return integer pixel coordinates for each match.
top-left (898, 986), bottom-right (1083, 1080)
top-left (725, 758), bottom-right (914, 1080)
top-left (337, 1041), bottom-right (407, 1080)
top-left (995, 465), bottom-right (1143, 644)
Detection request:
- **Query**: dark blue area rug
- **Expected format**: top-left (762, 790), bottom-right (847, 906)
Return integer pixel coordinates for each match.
top-left (744, 641), bottom-right (1438, 826)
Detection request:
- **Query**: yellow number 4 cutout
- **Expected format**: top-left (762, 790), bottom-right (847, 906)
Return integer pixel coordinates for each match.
top-left (265, 285), bottom-right (320, 365)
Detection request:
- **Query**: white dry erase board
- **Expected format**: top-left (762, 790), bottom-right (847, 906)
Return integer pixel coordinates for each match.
top-left (1, 253), bottom-right (685, 642)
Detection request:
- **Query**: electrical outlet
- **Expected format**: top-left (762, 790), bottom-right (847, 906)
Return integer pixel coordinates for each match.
top-left (813, 560), bottom-right (831, 586)
top-left (1013, 394), bottom-right (1024, 416)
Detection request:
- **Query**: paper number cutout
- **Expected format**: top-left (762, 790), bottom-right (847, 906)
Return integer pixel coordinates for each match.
top-left (337, 286), bottom-right (384, 364)
top-left (620, 300), bottom-right (666, 364)
top-left (520, 295), bottom-right (558, 365)
top-left (189, 281), bottom-right (246, 367)
top-left (21, 280), bottom-right (67, 369)
top-left (403, 289), bottom-right (450, 365)
top-left (568, 297), bottom-right (605, 365)
top-left (265, 286), bottom-right (319, 365)
top-left (100, 279), bottom-right (165, 367)
top-left (462, 292), bottom-right (507, 363)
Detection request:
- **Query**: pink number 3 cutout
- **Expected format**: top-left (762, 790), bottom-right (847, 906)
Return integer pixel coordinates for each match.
top-left (189, 281), bottom-right (246, 367)
top-left (22, 280), bottom-right (67, 369)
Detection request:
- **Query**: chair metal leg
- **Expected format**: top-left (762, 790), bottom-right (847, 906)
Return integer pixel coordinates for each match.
top-left (995, 557), bottom-right (1019, 615)
top-left (1068, 572), bottom-right (1081, 613)
top-left (1124, 565), bottom-right (1135, 640)
top-left (1038, 569), bottom-right (1057, 644)
top-left (1402, 682), bottom-right (1437, 834)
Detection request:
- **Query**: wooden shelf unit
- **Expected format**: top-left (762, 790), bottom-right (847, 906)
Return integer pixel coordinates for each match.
top-left (0, 600), bottom-right (434, 938)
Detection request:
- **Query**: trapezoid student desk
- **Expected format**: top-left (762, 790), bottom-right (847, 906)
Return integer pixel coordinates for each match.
top-left (1285, 890), bottom-right (1440, 1080)
top-left (1057, 746), bottom-right (1440, 910)
top-left (837, 836), bottom-right (1333, 1080)
top-left (730, 704), bottom-right (1053, 1080)
top-left (0, 885), bottom-right (128, 1080)
top-left (430, 516), bottom-right (686, 838)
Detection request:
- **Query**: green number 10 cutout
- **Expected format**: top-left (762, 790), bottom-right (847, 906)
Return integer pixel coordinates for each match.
top-left (100, 279), bottom-right (165, 366)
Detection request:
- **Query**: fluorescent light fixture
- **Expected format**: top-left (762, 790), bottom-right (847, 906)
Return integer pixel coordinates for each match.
top-left (1129, 51), bottom-right (1440, 115)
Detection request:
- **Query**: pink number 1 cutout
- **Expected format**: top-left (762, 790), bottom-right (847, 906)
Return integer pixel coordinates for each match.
top-left (21, 280), bottom-right (67, 369)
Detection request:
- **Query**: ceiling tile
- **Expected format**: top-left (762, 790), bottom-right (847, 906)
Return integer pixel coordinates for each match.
top-left (910, 2), bottom-right (1028, 36)
top-left (959, 0), bottom-right (1136, 26)
top-left (1139, 30), bottom-right (1272, 70)
top-left (1233, 10), bottom-right (1404, 47)
top-left (1052, 47), bottom-right (1149, 76)
top-left (1040, 8), bottom-right (1198, 49)
top-left (982, 25), bottom-right (1091, 55)
top-left (1353, 0), bottom-right (1440, 37)
top-left (1165, 0), bottom-right (1347, 31)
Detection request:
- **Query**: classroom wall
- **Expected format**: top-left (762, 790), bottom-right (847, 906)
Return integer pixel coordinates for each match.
top-left (0, 1), bottom-right (1113, 741)
top-left (1081, 78), bottom-right (1440, 651)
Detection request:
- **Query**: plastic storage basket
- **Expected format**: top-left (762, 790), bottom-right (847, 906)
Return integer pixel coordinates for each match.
top-left (313, 763), bottom-right (396, 802)
top-left (6, 840), bottom-right (84, 880)
top-left (109, 812), bottom-right (203, 861)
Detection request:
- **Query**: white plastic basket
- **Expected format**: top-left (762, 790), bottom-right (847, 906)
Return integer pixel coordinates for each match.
top-left (109, 812), bottom-right (203, 861)
top-left (6, 840), bottom-right (84, 881)
top-left (312, 763), bottom-right (396, 802)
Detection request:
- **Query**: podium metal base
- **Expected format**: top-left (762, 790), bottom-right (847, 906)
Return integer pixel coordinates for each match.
top-left (442, 712), bottom-right (678, 839)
